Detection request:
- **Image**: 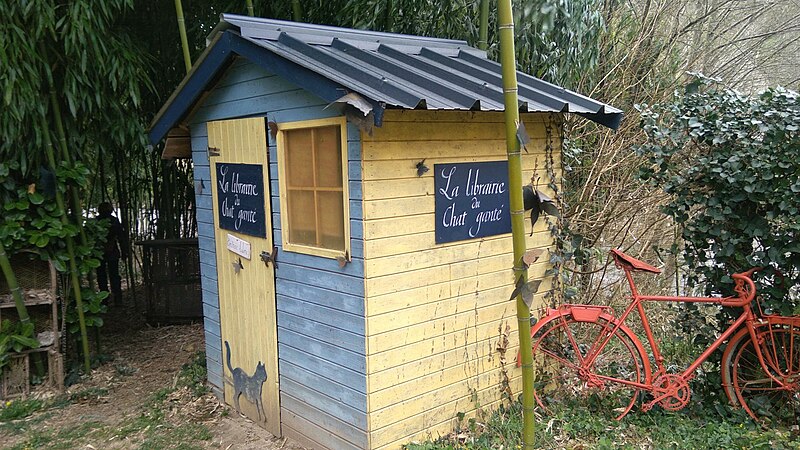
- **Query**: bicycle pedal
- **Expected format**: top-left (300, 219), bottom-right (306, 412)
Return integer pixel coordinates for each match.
top-left (641, 396), bottom-right (664, 412)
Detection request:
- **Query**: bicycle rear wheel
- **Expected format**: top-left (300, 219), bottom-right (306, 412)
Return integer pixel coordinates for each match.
top-left (531, 313), bottom-right (646, 420)
top-left (728, 325), bottom-right (800, 424)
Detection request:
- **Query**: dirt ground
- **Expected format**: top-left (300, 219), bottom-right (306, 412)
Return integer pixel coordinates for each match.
top-left (0, 298), bottom-right (307, 450)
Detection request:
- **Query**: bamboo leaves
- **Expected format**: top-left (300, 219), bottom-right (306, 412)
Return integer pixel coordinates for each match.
top-left (0, 0), bottom-right (150, 170)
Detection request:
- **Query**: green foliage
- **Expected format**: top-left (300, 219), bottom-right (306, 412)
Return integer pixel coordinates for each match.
top-left (177, 351), bottom-right (209, 397)
top-left (0, 398), bottom-right (46, 422)
top-left (338, 0), bottom-right (479, 41)
top-left (66, 289), bottom-right (108, 334)
top-left (0, 159), bottom-right (104, 270)
top-left (0, 319), bottom-right (39, 375)
top-left (405, 399), bottom-right (800, 449)
top-left (638, 76), bottom-right (800, 314)
top-left (514, 0), bottom-right (604, 89)
top-left (0, 0), bottom-right (150, 169)
top-left (0, 160), bottom-right (108, 339)
top-left (0, 162), bottom-right (75, 253)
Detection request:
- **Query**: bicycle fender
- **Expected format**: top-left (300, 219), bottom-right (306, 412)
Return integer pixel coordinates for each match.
top-left (517, 305), bottom-right (653, 384)
top-left (721, 326), bottom-right (753, 407)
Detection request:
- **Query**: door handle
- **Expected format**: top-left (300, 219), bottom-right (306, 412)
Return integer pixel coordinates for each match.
top-left (260, 247), bottom-right (278, 269)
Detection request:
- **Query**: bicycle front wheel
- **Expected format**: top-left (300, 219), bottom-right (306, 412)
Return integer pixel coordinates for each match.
top-left (532, 313), bottom-right (646, 420)
top-left (727, 325), bottom-right (800, 424)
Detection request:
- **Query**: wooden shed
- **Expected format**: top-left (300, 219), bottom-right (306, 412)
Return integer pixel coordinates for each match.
top-left (149, 15), bottom-right (621, 450)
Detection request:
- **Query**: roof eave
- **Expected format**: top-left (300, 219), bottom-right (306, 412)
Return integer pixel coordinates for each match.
top-left (148, 30), bottom-right (386, 145)
top-left (577, 109), bottom-right (624, 130)
top-left (148, 31), bottom-right (233, 145)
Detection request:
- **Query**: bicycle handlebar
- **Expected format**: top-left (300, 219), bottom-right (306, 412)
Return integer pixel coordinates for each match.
top-left (725, 268), bottom-right (760, 307)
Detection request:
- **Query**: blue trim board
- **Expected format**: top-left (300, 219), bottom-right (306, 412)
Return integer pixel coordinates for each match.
top-left (281, 377), bottom-right (366, 429)
top-left (281, 394), bottom-right (367, 449)
top-left (277, 308), bottom-right (364, 350)
top-left (149, 32), bottom-right (236, 144)
top-left (280, 360), bottom-right (367, 409)
top-left (149, 30), bottom-right (385, 144)
top-left (275, 279), bottom-right (364, 316)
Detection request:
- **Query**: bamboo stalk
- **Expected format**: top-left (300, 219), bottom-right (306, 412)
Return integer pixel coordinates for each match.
top-left (385, 0), bottom-right (394, 31)
top-left (43, 53), bottom-right (93, 290)
top-left (36, 42), bottom-right (92, 372)
top-left (174, 0), bottom-right (192, 74)
top-left (0, 242), bottom-right (31, 325)
top-left (479, 0), bottom-right (490, 50)
top-left (292, 0), bottom-right (302, 22)
top-left (497, 0), bottom-right (535, 447)
top-left (245, 0), bottom-right (254, 16)
top-left (1, 243), bottom-right (46, 377)
top-left (114, 150), bottom-right (137, 308)
top-left (39, 112), bottom-right (92, 374)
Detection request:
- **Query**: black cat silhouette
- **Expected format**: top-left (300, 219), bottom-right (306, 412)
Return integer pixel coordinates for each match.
top-left (225, 340), bottom-right (267, 422)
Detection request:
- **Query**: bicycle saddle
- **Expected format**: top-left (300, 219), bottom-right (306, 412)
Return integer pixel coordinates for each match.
top-left (610, 249), bottom-right (661, 274)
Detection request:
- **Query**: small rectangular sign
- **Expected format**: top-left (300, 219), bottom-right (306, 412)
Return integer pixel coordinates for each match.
top-left (215, 163), bottom-right (266, 238)
top-left (434, 161), bottom-right (512, 244)
top-left (226, 234), bottom-right (252, 260)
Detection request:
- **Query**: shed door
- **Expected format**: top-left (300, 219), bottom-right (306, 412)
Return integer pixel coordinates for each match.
top-left (208, 117), bottom-right (280, 436)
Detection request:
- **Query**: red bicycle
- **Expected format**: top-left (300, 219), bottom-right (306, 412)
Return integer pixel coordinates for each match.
top-left (526, 249), bottom-right (799, 422)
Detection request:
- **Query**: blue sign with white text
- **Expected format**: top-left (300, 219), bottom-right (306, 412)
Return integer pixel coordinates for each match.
top-left (215, 163), bottom-right (266, 238)
top-left (434, 161), bottom-right (512, 244)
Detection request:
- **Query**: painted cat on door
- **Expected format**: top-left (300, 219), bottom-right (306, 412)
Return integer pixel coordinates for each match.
top-left (225, 341), bottom-right (268, 422)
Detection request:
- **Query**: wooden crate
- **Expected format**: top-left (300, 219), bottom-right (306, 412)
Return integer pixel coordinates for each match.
top-left (0, 347), bottom-right (63, 400)
top-left (0, 252), bottom-right (57, 306)
top-left (0, 251), bottom-right (63, 400)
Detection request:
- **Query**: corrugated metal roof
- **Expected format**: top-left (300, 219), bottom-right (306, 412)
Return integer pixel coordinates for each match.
top-left (149, 15), bottom-right (622, 144)
top-left (219, 14), bottom-right (622, 127)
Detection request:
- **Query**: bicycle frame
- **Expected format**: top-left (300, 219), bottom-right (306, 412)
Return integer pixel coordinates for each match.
top-left (601, 270), bottom-right (752, 386)
top-left (583, 263), bottom-right (783, 397)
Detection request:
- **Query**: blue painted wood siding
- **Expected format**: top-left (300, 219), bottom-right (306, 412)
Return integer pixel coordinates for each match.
top-left (189, 123), bottom-right (224, 397)
top-left (190, 60), bottom-right (367, 450)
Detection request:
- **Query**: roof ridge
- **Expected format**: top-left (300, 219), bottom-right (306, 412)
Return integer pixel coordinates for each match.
top-left (221, 13), bottom-right (469, 49)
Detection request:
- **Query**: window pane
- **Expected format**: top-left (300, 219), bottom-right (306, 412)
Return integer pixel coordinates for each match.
top-left (285, 129), bottom-right (314, 187)
top-left (287, 189), bottom-right (316, 246)
top-left (317, 191), bottom-right (345, 251)
top-left (315, 126), bottom-right (343, 188)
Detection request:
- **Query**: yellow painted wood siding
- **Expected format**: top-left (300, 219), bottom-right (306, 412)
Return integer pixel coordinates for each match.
top-left (362, 110), bottom-right (561, 449)
top-left (208, 117), bottom-right (281, 436)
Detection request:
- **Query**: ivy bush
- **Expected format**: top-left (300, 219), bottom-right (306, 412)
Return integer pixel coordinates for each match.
top-left (638, 76), bottom-right (799, 314)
